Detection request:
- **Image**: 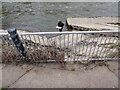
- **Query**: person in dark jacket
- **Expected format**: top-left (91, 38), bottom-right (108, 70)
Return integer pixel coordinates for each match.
top-left (57, 20), bottom-right (64, 32)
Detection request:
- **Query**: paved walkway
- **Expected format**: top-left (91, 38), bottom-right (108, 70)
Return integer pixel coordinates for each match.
top-left (1, 60), bottom-right (119, 88)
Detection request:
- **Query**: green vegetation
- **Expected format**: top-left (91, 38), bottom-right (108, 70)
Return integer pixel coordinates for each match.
top-left (79, 60), bottom-right (91, 66)
top-left (70, 68), bottom-right (75, 71)
top-left (0, 88), bottom-right (6, 90)
top-left (76, 54), bottom-right (83, 56)
top-left (109, 51), bottom-right (119, 58)
top-left (109, 44), bottom-right (119, 49)
top-left (99, 43), bottom-right (119, 49)
top-left (97, 61), bottom-right (106, 66)
top-left (100, 43), bottom-right (114, 45)
top-left (22, 2), bottom-right (32, 4)
top-left (73, 61), bottom-right (77, 64)
top-left (91, 54), bottom-right (99, 58)
top-left (67, 55), bottom-right (71, 57)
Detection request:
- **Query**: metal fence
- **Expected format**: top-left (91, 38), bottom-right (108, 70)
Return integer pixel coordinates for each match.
top-left (0, 30), bottom-right (119, 63)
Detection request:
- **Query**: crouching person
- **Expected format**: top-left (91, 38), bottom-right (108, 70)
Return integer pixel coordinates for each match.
top-left (56, 20), bottom-right (64, 32)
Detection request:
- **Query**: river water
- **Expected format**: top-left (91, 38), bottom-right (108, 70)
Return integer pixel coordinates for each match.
top-left (2, 2), bottom-right (118, 32)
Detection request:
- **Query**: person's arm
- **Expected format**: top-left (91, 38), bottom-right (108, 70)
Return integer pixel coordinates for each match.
top-left (62, 22), bottom-right (64, 27)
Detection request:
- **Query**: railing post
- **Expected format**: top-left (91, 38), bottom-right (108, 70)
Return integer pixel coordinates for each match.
top-left (7, 28), bottom-right (29, 62)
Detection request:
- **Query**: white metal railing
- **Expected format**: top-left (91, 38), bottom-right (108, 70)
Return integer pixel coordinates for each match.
top-left (1, 30), bottom-right (119, 63)
top-left (21, 30), bottom-right (119, 35)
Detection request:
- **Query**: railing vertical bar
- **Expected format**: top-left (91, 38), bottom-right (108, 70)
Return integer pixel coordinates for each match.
top-left (85, 34), bottom-right (91, 59)
top-left (63, 34), bottom-right (66, 60)
top-left (77, 34), bottom-right (83, 60)
top-left (71, 34), bottom-right (74, 61)
top-left (24, 35), bottom-right (30, 50)
top-left (48, 36), bottom-right (52, 61)
top-left (97, 37), bottom-right (103, 59)
top-left (103, 34), bottom-right (112, 59)
top-left (91, 34), bottom-right (100, 59)
top-left (49, 36), bottom-right (55, 62)
top-left (52, 37), bottom-right (56, 60)
top-left (67, 34), bottom-right (70, 61)
top-left (111, 34), bottom-right (118, 58)
top-left (112, 37), bottom-right (118, 58)
top-left (40, 35), bottom-right (46, 60)
top-left (55, 36), bottom-right (58, 62)
top-left (59, 35), bottom-right (62, 50)
top-left (33, 35), bottom-right (39, 60)
top-left (27, 35), bottom-right (35, 61)
top-left (74, 33), bottom-right (78, 61)
top-left (102, 34), bottom-right (110, 59)
top-left (107, 34), bottom-right (118, 58)
top-left (100, 34), bottom-right (108, 58)
top-left (97, 34), bottom-right (103, 59)
top-left (81, 34), bottom-right (86, 60)
top-left (46, 37), bottom-right (49, 60)
top-left (37, 35), bottom-right (42, 49)
top-left (98, 35), bottom-right (104, 60)
top-left (67, 34), bottom-right (70, 60)
top-left (95, 34), bottom-right (101, 58)
top-left (87, 34), bottom-right (94, 59)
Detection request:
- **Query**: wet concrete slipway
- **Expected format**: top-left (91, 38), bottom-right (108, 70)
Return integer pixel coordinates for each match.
top-left (66, 17), bottom-right (119, 31)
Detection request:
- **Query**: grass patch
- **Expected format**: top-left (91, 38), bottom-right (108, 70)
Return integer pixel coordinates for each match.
top-left (100, 43), bottom-right (114, 45)
top-left (78, 60), bottom-right (92, 66)
top-left (91, 54), bottom-right (100, 58)
top-left (70, 68), bottom-right (75, 71)
top-left (99, 43), bottom-right (119, 49)
top-left (109, 44), bottom-right (119, 49)
top-left (97, 61), bottom-right (106, 66)
top-left (0, 88), bottom-right (6, 90)
top-left (109, 51), bottom-right (119, 58)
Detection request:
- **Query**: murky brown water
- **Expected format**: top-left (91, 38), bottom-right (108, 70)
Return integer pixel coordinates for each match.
top-left (2, 2), bottom-right (118, 32)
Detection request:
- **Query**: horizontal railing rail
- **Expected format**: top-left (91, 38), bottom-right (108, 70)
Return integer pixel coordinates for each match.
top-left (0, 30), bottom-right (119, 35)
top-left (21, 30), bottom-right (119, 35)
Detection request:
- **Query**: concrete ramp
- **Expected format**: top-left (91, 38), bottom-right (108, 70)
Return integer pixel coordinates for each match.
top-left (66, 17), bottom-right (119, 31)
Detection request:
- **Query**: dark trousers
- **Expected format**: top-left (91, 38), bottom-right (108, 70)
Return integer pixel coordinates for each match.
top-left (59, 28), bottom-right (63, 32)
